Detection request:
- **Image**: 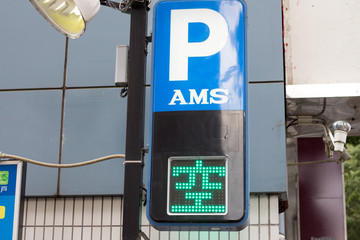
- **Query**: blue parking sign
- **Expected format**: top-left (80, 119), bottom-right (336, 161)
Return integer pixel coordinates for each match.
top-left (152, 0), bottom-right (246, 112)
top-left (148, 0), bottom-right (248, 231)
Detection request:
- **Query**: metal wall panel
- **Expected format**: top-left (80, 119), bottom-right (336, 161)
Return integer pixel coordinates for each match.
top-left (0, 91), bottom-right (62, 196)
top-left (0, 1), bottom-right (65, 89)
top-left (59, 89), bottom-right (127, 195)
top-left (247, 0), bottom-right (284, 82)
top-left (66, 7), bottom-right (130, 87)
top-left (248, 83), bottom-right (287, 193)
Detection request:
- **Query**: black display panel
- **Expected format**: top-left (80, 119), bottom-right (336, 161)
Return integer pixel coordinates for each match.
top-left (168, 156), bottom-right (228, 215)
top-left (149, 110), bottom-right (246, 229)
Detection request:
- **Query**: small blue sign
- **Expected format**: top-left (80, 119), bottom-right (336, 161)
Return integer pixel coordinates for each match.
top-left (0, 161), bottom-right (23, 240)
top-left (152, 0), bottom-right (246, 112)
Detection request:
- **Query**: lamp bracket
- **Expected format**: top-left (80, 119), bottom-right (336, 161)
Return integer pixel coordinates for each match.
top-left (100, 0), bottom-right (120, 9)
top-left (146, 35), bottom-right (152, 43)
top-left (288, 116), bottom-right (352, 161)
top-left (289, 116), bottom-right (334, 158)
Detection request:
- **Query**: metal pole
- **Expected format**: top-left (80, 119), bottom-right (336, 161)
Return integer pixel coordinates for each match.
top-left (122, 1), bottom-right (148, 240)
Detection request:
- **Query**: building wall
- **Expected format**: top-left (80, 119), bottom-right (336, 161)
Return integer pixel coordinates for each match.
top-left (21, 195), bottom-right (280, 240)
top-left (1, 1), bottom-right (287, 238)
top-left (0, 0), bottom-right (287, 197)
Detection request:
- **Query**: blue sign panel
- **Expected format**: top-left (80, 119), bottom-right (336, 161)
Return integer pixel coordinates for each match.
top-left (0, 161), bottom-right (23, 240)
top-left (152, 0), bottom-right (246, 112)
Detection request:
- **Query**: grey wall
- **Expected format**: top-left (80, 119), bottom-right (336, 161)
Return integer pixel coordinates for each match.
top-left (0, 0), bottom-right (286, 196)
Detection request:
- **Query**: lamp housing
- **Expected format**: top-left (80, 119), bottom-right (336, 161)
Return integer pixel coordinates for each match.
top-left (30, 0), bottom-right (100, 39)
top-left (332, 121), bottom-right (351, 152)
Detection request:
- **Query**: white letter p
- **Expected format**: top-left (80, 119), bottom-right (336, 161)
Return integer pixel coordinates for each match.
top-left (169, 9), bottom-right (228, 81)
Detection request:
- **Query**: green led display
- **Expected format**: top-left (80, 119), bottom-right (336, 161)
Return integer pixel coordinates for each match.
top-left (167, 157), bottom-right (227, 215)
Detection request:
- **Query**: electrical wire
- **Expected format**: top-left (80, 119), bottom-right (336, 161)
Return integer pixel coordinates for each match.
top-left (287, 159), bottom-right (344, 166)
top-left (286, 118), bottom-right (298, 129)
top-left (0, 153), bottom-right (125, 168)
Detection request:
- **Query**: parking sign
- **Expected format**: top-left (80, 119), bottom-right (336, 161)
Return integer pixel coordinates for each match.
top-left (148, 0), bottom-right (248, 231)
top-left (152, 0), bottom-right (246, 113)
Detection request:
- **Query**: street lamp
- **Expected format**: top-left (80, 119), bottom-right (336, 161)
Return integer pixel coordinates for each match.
top-left (30, 0), bottom-right (100, 39)
top-left (29, 0), bottom-right (148, 239)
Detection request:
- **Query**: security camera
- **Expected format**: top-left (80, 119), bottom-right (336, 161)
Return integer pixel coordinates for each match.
top-left (332, 121), bottom-right (351, 152)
